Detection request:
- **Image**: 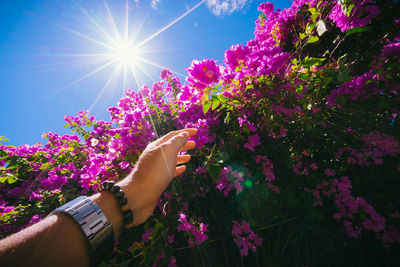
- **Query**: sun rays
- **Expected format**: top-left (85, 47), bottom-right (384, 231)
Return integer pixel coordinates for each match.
top-left (27, 0), bottom-right (206, 111)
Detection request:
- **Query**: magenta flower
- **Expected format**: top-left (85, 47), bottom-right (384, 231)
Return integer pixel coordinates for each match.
top-left (120, 161), bottom-right (130, 170)
top-left (232, 220), bottom-right (262, 256)
top-left (244, 134), bottom-right (261, 152)
top-left (186, 59), bottom-right (221, 89)
top-left (142, 227), bottom-right (153, 242)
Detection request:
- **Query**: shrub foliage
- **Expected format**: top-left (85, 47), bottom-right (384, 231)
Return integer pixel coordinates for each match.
top-left (1, 0), bottom-right (400, 265)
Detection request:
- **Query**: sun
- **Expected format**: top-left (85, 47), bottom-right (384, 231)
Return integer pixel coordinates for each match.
top-left (111, 41), bottom-right (139, 66)
top-left (41, 0), bottom-right (206, 111)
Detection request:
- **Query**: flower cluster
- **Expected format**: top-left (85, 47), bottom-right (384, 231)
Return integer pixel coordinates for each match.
top-left (329, 0), bottom-right (380, 32)
top-left (232, 220), bottom-right (262, 256)
top-left (177, 213), bottom-right (208, 247)
top-left (1, 0), bottom-right (400, 265)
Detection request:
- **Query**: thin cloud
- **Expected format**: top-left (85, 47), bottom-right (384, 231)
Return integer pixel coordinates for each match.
top-left (206, 0), bottom-right (251, 16)
top-left (151, 0), bottom-right (161, 10)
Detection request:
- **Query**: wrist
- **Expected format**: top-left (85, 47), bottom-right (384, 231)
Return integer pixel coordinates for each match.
top-left (117, 176), bottom-right (150, 227)
top-left (90, 191), bottom-right (124, 239)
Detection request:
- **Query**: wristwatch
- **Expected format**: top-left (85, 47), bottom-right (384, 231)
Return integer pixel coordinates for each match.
top-left (52, 196), bottom-right (114, 267)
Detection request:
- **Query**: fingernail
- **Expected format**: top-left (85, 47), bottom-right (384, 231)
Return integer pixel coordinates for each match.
top-left (181, 132), bottom-right (188, 138)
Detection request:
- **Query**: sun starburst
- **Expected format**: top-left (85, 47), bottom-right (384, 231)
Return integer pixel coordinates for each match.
top-left (27, 0), bottom-right (206, 112)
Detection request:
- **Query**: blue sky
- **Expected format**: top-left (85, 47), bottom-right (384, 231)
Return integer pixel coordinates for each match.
top-left (0, 0), bottom-right (290, 146)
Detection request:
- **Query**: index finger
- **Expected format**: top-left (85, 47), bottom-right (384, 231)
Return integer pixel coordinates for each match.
top-left (154, 128), bottom-right (197, 147)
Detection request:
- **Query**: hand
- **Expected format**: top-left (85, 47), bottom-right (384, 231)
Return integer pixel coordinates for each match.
top-left (118, 128), bottom-right (197, 226)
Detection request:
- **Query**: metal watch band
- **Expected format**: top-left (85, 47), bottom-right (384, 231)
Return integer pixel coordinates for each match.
top-left (53, 196), bottom-right (114, 267)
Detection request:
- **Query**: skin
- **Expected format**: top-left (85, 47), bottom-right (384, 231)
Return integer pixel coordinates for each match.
top-left (0, 128), bottom-right (197, 267)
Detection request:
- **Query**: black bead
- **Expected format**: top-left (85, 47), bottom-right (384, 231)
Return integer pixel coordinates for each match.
top-left (123, 210), bottom-right (133, 218)
top-left (106, 181), bottom-right (115, 191)
top-left (123, 214), bottom-right (133, 224)
top-left (111, 185), bottom-right (120, 194)
top-left (101, 181), bottom-right (109, 191)
top-left (118, 196), bottom-right (128, 206)
top-left (114, 191), bottom-right (124, 199)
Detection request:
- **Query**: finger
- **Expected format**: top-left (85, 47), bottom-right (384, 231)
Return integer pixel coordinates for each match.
top-left (154, 128), bottom-right (197, 147)
top-left (174, 165), bottom-right (186, 177)
top-left (179, 141), bottom-right (196, 152)
top-left (166, 132), bottom-right (191, 152)
top-left (177, 154), bottom-right (191, 165)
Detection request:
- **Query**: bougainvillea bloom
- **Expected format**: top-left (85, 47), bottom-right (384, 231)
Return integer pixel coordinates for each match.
top-left (186, 59), bottom-right (221, 89)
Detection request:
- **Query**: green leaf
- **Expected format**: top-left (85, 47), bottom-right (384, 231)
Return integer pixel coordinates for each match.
top-left (296, 85), bottom-right (304, 93)
top-left (0, 173), bottom-right (18, 184)
top-left (302, 57), bottom-right (325, 67)
top-left (306, 22), bottom-right (317, 34)
top-left (218, 95), bottom-right (228, 103)
top-left (308, 35), bottom-right (319, 44)
top-left (203, 101), bottom-right (212, 114)
top-left (346, 4), bottom-right (354, 17)
top-left (345, 25), bottom-right (370, 38)
top-left (212, 99), bottom-right (220, 110)
top-left (299, 33), bottom-right (307, 40)
top-left (224, 112), bottom-right (231, 124)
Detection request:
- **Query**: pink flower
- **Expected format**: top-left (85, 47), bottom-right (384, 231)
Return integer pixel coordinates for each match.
top-left (324, 168), bottom-right (336, 176)
top-left (186, 59), bottom-right (221, 89)
top-left (142, 227), bottom-right (153, 242)
top-left (232, 220), bottom-right (262, 256)
top-left (120, 161), bottom-right (130, 169)
top-left (244, 134), bottom-right (261, 152)
top-left (258, 2), bottom-right (274, 15)
top-left (160, 69), bottom-right (172, 79)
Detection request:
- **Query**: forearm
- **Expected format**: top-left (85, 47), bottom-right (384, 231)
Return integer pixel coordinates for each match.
top-left (0, 190), bottom-right (125, 267)
top-left (0, 214), bottom-right (89, 267)
top-left (0, 128), bottom-right (196, 266)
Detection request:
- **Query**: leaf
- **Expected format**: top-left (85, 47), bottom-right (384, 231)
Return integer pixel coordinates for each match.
top-left (224, 112), bottom-right (231, 124)
top-left (345, 25), bottom-right (370, 38)
top-left (211, 95), bottom-right (220, 110)
top-left (218, 94), bottom-right (228, 103)
top-left (302, 57), bottom-right (325, 67)
top-left (306, 22), bottom-right (317, 33)
top-left (346, 4), bottom-right (354, 17)
top-left (0, 173), bottom-right (17, 184)
top-left (212, 99), bottom-right (220, 110)
top-left (299, 33), bottom-right (307, 40)
top-left (203, 101), bottom-right (212, 114)
top-left (308, 35), bottom-right (319, 44)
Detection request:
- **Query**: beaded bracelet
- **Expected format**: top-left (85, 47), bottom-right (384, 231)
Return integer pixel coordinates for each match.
top-left (100, 181), bottom-right (134, 227)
